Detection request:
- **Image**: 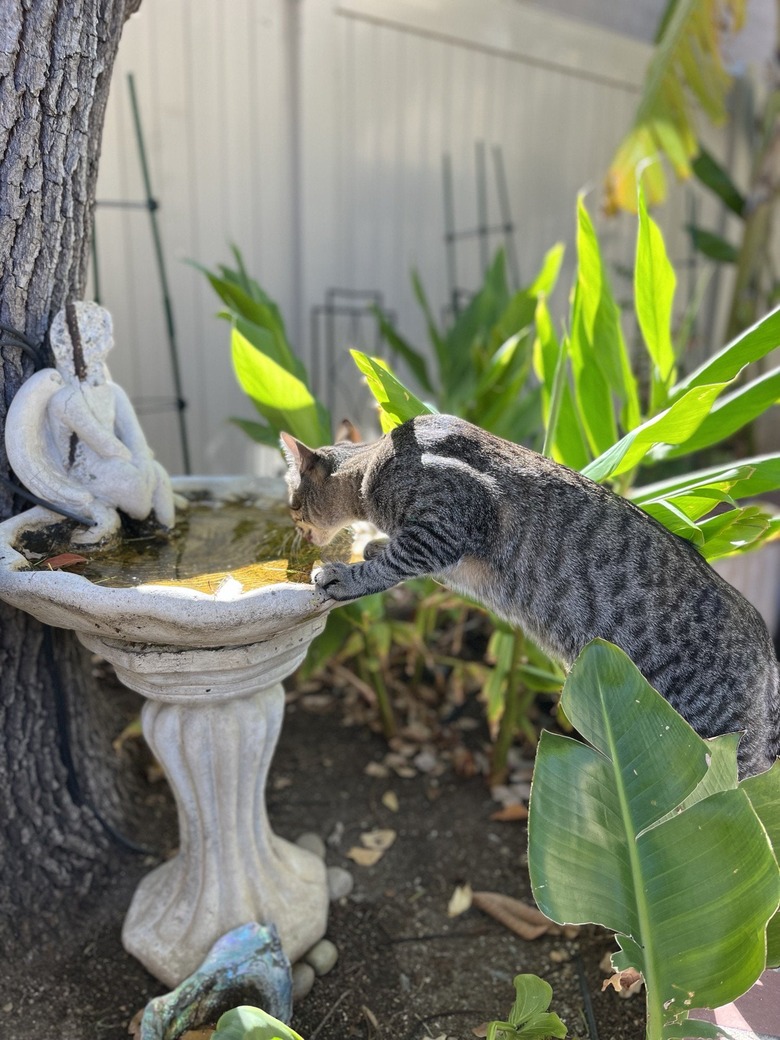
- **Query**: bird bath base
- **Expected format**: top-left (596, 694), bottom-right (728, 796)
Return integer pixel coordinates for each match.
top-left (0, 476), bottom-right (345, 987)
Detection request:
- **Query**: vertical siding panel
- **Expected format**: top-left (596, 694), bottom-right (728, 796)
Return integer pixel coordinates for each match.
top-left (93, 0), bottom-right (748, 474)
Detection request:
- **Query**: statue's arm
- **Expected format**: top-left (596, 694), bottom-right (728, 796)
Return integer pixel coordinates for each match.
top-left (112, 385), bottom-right (153, 460)
top-left (48, 386), bottom-right (131, 459)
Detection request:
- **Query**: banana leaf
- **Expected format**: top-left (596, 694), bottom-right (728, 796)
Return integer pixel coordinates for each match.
top-left (529, 641), bottom-right (780, 1039)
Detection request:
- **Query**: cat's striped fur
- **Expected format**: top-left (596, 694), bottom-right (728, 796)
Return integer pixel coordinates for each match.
top-left (282, 414), bottom-right (779, 777)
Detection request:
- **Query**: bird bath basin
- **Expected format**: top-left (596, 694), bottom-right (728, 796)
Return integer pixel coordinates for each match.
top-left (0, 473), bottom-right (349, 986)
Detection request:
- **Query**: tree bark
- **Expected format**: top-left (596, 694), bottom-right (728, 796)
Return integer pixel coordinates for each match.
top-left (0, 0), bottom-right (144, 943)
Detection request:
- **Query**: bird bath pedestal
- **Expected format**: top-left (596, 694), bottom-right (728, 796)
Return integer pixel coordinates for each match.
top-left (0, 475), bottom-right (339, 987)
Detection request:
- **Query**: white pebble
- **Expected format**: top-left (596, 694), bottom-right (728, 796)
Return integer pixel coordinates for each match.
top-left (304, 938), bottom-right (339, 976)
top-left (327, 865), bottom-right (354, 900)
top-left (292, 961), bottom-right (316, 1002)
top-left (295, 832), bottom-right (326, 859)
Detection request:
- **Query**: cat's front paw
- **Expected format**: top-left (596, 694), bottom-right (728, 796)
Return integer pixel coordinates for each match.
top-left (313, 562), bottom-right (367, 601)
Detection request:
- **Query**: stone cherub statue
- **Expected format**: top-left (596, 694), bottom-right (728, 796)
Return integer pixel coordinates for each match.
top-left (5, 301), bottom-right (176, 544)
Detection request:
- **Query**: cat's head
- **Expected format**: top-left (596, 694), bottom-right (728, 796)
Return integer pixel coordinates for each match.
top-left (280, 422), bottom-right (363, 546)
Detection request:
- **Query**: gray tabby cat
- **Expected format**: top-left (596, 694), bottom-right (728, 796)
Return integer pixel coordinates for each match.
top-left (281, 414), bottom-right (779, 778)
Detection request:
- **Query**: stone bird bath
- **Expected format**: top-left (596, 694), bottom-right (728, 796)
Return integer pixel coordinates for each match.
top-left (0, 304), bottom-right (344, 986)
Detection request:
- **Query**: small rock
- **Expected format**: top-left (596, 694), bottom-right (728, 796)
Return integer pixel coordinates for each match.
top-left (295, 832), bottom-right (326, 859)
top-left (304, 938), bottom-right (339, 976)
top-left (292, 961), bottom-right (316, 1002)
top-left (327, 865), bottom-right (354, 900)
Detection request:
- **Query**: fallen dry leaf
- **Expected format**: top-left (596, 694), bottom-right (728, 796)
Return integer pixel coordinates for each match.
top-left (347, 827), bottom-right (397, 866)
top-left (471, 891), bottom-right (579, 941)
top-left (347, 846), bottom-right (384, 867)
top-left (365, 761), bottom-right (390, 779)
top-left (489, 804), bottom-right (529, 822)
top-left (360, 828), bottom-right (397, 851)
top-left (44, 552), bottom-right (88, 570)
top-left (381, 790), bottom-right (399, 812)
top-left (447, 882), bottom-right (473, 917)
top-left (128, 1008), bottom-right (143, 1038)
top-left (602, 968), bottom-right (644, 998)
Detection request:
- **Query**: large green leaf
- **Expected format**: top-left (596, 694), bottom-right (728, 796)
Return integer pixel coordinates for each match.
top-left (655, 368), bottom-right (780, 459)
top-left (575, 197), bottom-right (641, 432)
top-left (231, 328), bottom-right (329, 447)
top-left (742, 762), bottom-right (780, 966)
top-left (631, 454), bottom-right (780, 505)
top-left (529, 641), bottom-right (780, 1036)
top-left (372, 304), bottom-right (434, 394)
top-left (582, 381), bottom-right (729, 483)
top-left (533, 301), bottom-right (590, 469)
top-left (697, 505), bottom-right (774, 560)
top-left (441, 251), bottom-right (511, 404)
top-left (670, 306), bottom-right (780, 401)
top-left (350, 350), bottom-right (434, 432)
top-left (635, 185), bottom-right (677, 404)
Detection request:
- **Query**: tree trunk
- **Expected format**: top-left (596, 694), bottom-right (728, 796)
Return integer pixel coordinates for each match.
top-left (0, 0), bottom-right (144, 944)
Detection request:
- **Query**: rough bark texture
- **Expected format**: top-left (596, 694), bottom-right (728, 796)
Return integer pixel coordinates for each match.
top-left (0, 0), bottom-right (143, 943)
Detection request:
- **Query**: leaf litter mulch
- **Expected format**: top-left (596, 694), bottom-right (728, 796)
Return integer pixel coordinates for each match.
top-left (1, 642), bottom-right (646, 1040)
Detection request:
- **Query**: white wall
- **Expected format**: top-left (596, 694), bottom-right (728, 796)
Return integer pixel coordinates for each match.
top-left (95, 0), bottom-right (744, 476)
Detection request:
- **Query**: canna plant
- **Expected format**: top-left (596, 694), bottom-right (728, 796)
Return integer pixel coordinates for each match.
top-left (352, 186), bottom-right (780, 761)
top-left (199, 247), bottom-right (332, 448)
top-left (355, 187), bottom-right (780, 561)
top-left (528, 639), bottom-right (780, 1040)
top-left (372, 245), bottom-right (564, 447)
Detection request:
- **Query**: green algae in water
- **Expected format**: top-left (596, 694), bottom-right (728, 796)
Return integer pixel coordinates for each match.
top-left (26, 496), bottom-right (352, 591)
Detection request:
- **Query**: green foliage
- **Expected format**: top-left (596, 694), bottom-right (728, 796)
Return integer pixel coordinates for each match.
top-left (604, 0), bottom-right (747, 213)
top-left (211, 1005), bottom-right (304, 1040)
top-left (485, 974), bottom-right (567, 1040)
top-left (200, 247), bottom-right (332, 447)
top-left (528, 640), bottom-right (780, 1040)
top-left (355, 191), bottom-right (780, 561)
top-left (372, 245), bottom-right (564, 446)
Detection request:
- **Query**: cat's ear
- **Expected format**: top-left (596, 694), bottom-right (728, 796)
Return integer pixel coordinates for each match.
top-left (335, 418), bottom-right (361, 444)
top-left (280, 431), bottom-right (318, 475)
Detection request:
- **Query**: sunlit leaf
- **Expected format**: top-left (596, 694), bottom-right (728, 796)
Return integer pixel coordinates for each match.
top-left (670, 306), bottom-right (780, 400)
top-left (575, 197), bottom-right (641, 431)
top-left (534, 302), bottom-right (590, 469)
top-left (604, 0), bottom-right (747, 212)
top-left (231, 328), bottom-right (329, 447)
top-left (636, 183), bottom-right (677, 405)
top-left (350, 350), bottom-right (434, 432)
top-left (582, 381), bottom-right (728, 483)
top-left (631, 454), bottom-right (780, 505)
top-left (212, 1005), bottom-right (304, 1040)
top-left (372, 304), bottom-right (433, 393)
top-left (656, 368), bottom-right (780, 458)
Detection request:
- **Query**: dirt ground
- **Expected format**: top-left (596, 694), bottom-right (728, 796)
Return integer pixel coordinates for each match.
top-left (1, 672), bottom-right (646, 1040)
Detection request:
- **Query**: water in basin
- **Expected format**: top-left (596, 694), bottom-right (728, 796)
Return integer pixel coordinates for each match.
top-left (19, 493), bottom-right (352, 592)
